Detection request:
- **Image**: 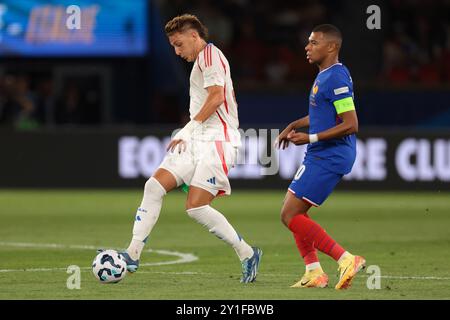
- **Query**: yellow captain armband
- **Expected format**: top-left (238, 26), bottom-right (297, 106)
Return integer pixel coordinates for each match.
top-left (333, 97), bottom-right (355, 114)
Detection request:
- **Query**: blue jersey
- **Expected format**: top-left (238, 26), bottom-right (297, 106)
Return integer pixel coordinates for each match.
top-left (305, 63), bottom-right (356, 175)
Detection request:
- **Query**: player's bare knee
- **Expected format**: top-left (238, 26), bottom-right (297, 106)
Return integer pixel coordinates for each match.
top-left (185, 198), bottom-right (210, 211)
top-left (185, 200), bottom-right (194, 211)
top-left (152, 168), bottom-right (180, 192)
top-left (280, 209), bottom-right (292, 227)
top-left (281, 215), bottom-right (290, 228)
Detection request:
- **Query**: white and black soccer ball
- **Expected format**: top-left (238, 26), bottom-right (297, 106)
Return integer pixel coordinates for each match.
top-left (92, 249), bottom-right (127, 283)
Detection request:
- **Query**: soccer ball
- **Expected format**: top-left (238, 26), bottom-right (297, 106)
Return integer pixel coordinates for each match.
top-left (92, 249), bottom-right (127, 283)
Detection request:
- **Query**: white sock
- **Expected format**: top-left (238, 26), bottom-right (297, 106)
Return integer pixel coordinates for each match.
top-left (337, 251), bottom-right (352, 264)
top-left (306, 262), bottom-right (322, 272)
top-left (127, 239), bottom-right (145, 261)
top-left (127, 177), bottom-right (166, 260)
top-left (186, 205), bottom-right (254, 261)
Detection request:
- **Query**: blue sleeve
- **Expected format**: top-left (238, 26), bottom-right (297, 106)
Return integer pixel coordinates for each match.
top-left (325, 69), bottom-right (353, 103)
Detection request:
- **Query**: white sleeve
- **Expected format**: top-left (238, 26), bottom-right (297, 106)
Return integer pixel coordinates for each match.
top-left (200, 45), bottom-right (225, 88)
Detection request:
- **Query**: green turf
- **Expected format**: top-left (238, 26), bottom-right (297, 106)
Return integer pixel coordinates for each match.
top-left (0, 189), bottom-right (449, 299)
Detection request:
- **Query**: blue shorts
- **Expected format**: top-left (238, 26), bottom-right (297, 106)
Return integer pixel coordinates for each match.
top-left (288, 162), bottom-right (343, 207)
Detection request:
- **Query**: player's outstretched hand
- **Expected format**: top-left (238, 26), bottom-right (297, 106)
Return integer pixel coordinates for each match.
top-left (287, 131), bottom-right (309, 145)
top-left (167, 139), bottom-right (187, 154)
top-left (275, 127), bottom-right (293, 150)
top-left (274, 137), bottom-right (289, 150)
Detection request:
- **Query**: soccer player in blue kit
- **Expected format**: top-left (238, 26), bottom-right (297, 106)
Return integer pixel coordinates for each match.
top-left (275, 24), bottom-right (366, 289)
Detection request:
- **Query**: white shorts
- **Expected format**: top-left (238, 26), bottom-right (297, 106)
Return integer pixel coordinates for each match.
top-left (159, 140), bottom-right (238, 196)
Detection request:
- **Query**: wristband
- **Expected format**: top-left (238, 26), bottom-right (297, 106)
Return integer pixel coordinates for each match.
top-left (309, 133), bottom-right (319, 144)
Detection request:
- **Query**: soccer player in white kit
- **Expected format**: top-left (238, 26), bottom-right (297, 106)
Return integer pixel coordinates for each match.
top-left (119, 14), bottom-right (262, 283)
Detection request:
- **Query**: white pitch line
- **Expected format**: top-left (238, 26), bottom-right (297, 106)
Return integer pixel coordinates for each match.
top-left (137, 271), bottom-right (201, 275)
top-left (371, 275), bottom-right (450, 280)
top-left (1, 242), bottom-right (449, 281)
top-left (0, 241), bottom-right (198, 273)
top-left (261, 273), bottom-right (450, 281)
top-left (260, 273), bottom-right (450, 281)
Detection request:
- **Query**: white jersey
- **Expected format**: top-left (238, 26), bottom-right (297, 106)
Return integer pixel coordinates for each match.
top-left (189, 43), bottom-right (241, 147)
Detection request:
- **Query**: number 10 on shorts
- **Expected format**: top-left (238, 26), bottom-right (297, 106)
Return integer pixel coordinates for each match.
top-left (294, 165), bottom-right (306, 180)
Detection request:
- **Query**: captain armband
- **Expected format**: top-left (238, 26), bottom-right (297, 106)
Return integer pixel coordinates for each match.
top-left (333, 97), bottom-right (355, 114)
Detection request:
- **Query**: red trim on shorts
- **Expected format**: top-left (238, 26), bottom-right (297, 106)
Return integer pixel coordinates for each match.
top-left (302, 196), bottom-right (319, 207)
top-left (215, 140), bottom-right (228, 175)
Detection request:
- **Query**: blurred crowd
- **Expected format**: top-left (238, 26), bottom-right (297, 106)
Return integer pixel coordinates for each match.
top-left (1, 0), bottom-right (449, 128)
top-left (160, 0), bottom-right (450, 85)
top-left (159, 0), bottom-right (331, 85)
top-left (382, 0), bottom-right (450, 84)
top-left (0, 73), bottom-right (101, 129)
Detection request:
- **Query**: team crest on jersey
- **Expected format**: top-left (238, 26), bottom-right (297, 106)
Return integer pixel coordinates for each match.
top-left (310, 81), bottom-right (319, 106)
top-left (312, 81), bottom-right (319, 96)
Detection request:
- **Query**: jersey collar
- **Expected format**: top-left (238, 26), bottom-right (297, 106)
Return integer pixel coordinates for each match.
top-left (318, 62), bottom-right (342, 75)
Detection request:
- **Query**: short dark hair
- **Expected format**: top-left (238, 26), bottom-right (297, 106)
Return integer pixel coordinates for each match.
top-left (312, 24), bottom-right (342, 42)
top-left (165, 14), bottom-right (209, 40)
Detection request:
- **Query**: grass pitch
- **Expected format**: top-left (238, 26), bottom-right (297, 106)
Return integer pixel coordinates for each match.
top-left (0, 189), bottom-right (449, 299)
